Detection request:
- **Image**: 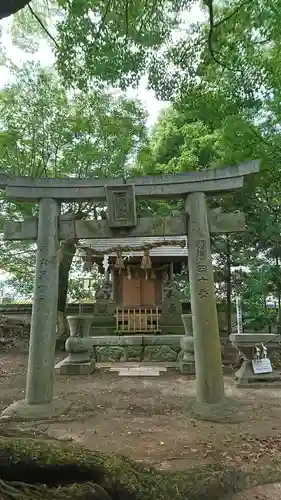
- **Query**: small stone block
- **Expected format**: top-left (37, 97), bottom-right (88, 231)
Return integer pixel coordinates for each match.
top-left (179, 360), bottom-right (195, 375)
top-left (109, 364), bottom-right (167, 373)
top-left (109, 365), bottom-right (134, 372)
top-left (118, 367), bottom-right (160, 377)
top-left (55, 358), bottom-right (95, 375)
top-left (155, 366), bottom-right (167, 372)
top-left (0, 398), bottom-right (70, 422)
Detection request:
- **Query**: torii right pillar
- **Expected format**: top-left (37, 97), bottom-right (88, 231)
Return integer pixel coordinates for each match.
top-left (186, 190), bottom-right (245, 422)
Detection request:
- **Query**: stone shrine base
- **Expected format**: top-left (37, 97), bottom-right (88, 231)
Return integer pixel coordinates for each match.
top-left (55, 356), bottom-right (95, 375)
top-left (179, 359), bottom-right (196, 375)
top-left (187, 397), bottom-right (245, 423)
top-left (235, 360), bottom-right (281, 387)
top-left (0, 398), bottom-right (70, 421)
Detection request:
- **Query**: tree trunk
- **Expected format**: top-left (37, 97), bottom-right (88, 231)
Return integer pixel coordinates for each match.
top-left (225, 237), bottom-right (232, 335)
top-left (56, 239), bottom-right (77, 348)
top-left (0, 0), bottom-right (31, 19)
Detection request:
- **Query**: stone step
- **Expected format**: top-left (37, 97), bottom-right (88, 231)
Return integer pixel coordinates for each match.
top-left (109, 364), bottom-right (167, 373)
top-left (117, 367), bottom-right (161, 377)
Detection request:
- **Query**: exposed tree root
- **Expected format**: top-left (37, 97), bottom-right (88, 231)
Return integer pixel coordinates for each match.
top-left (1, 436), bottom-right (281, 500)
top-left (0, 479), bottom-right (111, 500)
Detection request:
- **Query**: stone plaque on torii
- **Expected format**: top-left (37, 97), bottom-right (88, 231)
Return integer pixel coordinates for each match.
top-left (0, 160), bottom-right (260, 421)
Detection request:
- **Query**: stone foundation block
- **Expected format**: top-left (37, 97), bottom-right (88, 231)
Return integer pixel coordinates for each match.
top-left (235, 359), bottom-right (281, 387)
top-left (1, 398), bottom-right (70, 421)
top-left (55, 357), bottom-right (95, 375)
top-left (179, 359), bottom-right (195, 375)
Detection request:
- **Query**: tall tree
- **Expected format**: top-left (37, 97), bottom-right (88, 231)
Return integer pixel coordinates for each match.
top-left (4, 0), bottom-right (281, 105)
top-left (0, 62), bottom-right (147, 339)
top-left (137, 85), bottom-right (281, 329)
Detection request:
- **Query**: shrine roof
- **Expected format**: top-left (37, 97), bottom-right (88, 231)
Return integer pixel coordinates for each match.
top-left (77, 235), bottom-right (187, 258)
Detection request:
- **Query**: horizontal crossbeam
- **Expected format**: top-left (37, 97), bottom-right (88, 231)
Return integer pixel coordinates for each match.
top-left (4, 211), bottom-right (246, 241)
top-left (1, 160), bottom-right (260, 201)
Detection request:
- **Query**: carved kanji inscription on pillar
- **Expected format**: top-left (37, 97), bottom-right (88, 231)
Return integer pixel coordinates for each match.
top-left (195, 239), bottom-right (206, 260)
top-left (195, 252), bottom-right (208, 298)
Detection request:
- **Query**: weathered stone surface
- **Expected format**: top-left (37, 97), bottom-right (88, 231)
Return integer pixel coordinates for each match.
top-left (188, 398), bottom-right (245, 423)
top-left (186, 192), bottom-right (225, 405)
top-left (180, 316), bottom-right (195, 375)
top-left (143, 345), bottom-right (179, 362)
top-left (55, 358), bottom-right (95, 375)
top-left (234, 360), bottom-right (281, 387)
top-left (64, 335), bottom-right (182, 350)
top-left (94, 345), bottom-right (180, 362)
top-left (93, 301), bottom-right (115, 317)
top-left (221, 342), bottom-right (239, 366)
top-left (25, 198), bottom-right (60, 406)
top-left (4, 211), bottom-right (248, 241)
top-left (208, 211), bottom-right (246, 233)
top-left (106, 184), bottom-right (137, 228)
top-left (180, 359), bottom-right (196, 375)
top-left (0, 398), bottom-right (69, 421)
top-left (122, 346), bottom-right (144, 360)
top-left (161, 325), bottom-right (185, 335)
top-left (118, 367), bottom-right (160, 376)
top-left (181, 314), bottom-right (193, 335)
top-left (230, 333), bottom-right (281, 386)
top-left (67, 315), bottom-right (93, 337)
top-left (127, 159), bottom-right (260, 186)
top-left (135, 177), bottom-right (245, 198)
top-left (4, 215), bottom-right (187, 241)
top-left (95, 346), bottom-right (124, 362)
top-left (4, 159), bottom-right (260, 201)
top-left (160, 299), bottom-right (182, 326)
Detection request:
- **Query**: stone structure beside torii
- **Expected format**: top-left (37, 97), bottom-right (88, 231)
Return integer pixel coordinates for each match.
top-left (0, 160), bottom-right (260, 421)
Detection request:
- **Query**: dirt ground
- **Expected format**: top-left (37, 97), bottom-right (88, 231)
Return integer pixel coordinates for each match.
top-left (2, 350), bottom-right (281, 498)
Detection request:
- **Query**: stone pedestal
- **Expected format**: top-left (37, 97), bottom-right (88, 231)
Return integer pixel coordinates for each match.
top-left (180, 314), bottom-right (195, 375)
top-left (55, 315), bottom-right (95, 375)
top-left (1, 198), bottom-right (69, 421)
top-left (230, 333), bottom-right (281, 387)
top-left (235, 359), bottom-right (281, 386)
top-left (1, 399), bottom-right (69, 422)
top-left (180, 358), bottom-right (195, 375)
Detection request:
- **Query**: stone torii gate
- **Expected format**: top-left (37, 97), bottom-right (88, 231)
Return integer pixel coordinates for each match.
top-left (0, 160), bottom-right (259, 421)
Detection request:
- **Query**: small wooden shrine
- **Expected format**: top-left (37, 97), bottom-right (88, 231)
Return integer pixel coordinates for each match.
top-left (78, 235), bottom-right (188, 333)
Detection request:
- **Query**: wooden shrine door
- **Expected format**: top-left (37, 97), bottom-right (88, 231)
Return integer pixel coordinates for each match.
top-left (122, 278), bottom-right (141, 307)
top-left (122, 277), bottom-right (156, 308)
top-left (140, 278), bottom-right (155, 306)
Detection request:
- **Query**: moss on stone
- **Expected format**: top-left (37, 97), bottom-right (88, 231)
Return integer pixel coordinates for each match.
top-left (0, 436), bottom-right (274, 500)
top-left (121, 346), bottom-right (144, 360)
top-left (143, 345), bottom-right (179, 362)
top-left (95, 345), bottom-right (181, 362)
top-left (95, 347), bottom-right (124, 362)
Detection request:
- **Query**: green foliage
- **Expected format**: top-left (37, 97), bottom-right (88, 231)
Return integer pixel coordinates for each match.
top-left (4, 0), bottom-right (281, 329)
top-left (9, 1), bottom-right (58, 53)
top-left (0, 62), bottom-right (147, 296)
top-left (55, 0), bottom-right (192, 89)
top-left (241, 261), bottom-right (278, 331)
top-left (0, 62), bottom-right (147, 179)
top-left (137, 75), bottom-right (281, 329)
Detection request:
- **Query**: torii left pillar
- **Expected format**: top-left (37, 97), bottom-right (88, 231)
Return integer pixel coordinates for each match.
top-left (1, 198), bottom-right (69, 420)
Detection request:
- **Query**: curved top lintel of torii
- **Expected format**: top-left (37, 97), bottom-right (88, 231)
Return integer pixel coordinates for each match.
top-left (0, 159), bottom-right (260, 202)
